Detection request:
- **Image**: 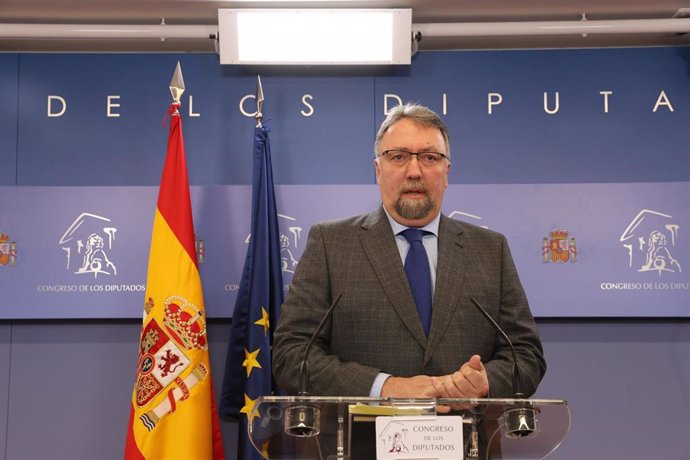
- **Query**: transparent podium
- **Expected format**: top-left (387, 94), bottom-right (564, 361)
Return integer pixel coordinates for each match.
top-left (248, 396), bottom-right (569, 459)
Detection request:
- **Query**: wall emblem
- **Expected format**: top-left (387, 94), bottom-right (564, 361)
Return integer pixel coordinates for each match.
top-left (0, 233), bottom-right (17, 266)
top-left (620, 209), bottom-right (681, 275)
top-left (58, 212), bottom-right (117, 278)
top-left (278, 214), bottom-right (302, 274)
top-left (245, 213), bottom-right (303, 275)
top-left (195, 236), bottom-right (205, 265)
top-left (543, 229), bottom-right (577, 263)
top-left (448, 210), bottom-right (488, 229)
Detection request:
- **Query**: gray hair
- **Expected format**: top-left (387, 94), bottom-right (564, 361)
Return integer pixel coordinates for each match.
top-left (374, 103), bottom-right (450, 159)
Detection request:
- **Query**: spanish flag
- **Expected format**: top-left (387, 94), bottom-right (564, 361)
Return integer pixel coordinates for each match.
top-left (124, 93), bottom-right (224, 459)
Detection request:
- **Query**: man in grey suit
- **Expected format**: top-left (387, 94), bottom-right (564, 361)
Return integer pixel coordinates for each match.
top-left (273, 103), bottom-right (545, 402)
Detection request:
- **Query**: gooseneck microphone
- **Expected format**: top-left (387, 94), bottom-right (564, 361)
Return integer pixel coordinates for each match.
top-left (470, 297), bottom-right (536, 438)
top-left (285, 293), bottom-right (343, 438)
top-left (298, 293), bottom-right (343, 396)
top-left (470, 297), bottom-right (524, 398)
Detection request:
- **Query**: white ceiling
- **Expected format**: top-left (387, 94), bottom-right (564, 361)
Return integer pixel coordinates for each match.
top-left (3, 0), bottom-right (690, 52)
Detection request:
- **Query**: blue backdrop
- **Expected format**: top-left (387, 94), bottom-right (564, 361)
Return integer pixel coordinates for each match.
top-left (1, 49), bottom-right (689, 318)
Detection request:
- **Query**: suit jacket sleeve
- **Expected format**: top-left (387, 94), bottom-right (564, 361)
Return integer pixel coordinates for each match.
top-left (272, 222), bottom-right (381, 396)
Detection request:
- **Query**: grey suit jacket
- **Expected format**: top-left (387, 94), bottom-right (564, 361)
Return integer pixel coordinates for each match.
top-left (273, 206), bottom-right (546, 398)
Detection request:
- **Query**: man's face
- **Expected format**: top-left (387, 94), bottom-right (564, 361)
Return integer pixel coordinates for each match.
top-left (375, 118), bottom-right (450, 227)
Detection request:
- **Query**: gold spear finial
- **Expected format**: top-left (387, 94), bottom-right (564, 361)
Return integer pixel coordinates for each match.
top-left (169, 61), bottom-right (185, 106)
top-left (255, 75), bottom-right (264, 128)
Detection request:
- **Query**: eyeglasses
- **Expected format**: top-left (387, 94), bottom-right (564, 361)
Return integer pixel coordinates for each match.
top-left (379, 149), bottom-right (448, 167)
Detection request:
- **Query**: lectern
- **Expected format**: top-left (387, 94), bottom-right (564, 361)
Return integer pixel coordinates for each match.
top-left (248, 396), bottom-right (569, 459)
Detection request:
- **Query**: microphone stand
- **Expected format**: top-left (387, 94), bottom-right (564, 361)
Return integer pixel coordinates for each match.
top-left (284, 294), bottom-right (344, 438)
top-left (471, 298), bottom-right (537, 439)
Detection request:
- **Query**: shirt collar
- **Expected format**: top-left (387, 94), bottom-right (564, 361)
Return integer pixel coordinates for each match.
top-left (382, 205), bottom-right (441, 237)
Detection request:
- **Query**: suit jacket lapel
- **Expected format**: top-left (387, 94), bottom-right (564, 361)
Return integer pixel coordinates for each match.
top-left (424, 215), bottom-right (467, 365)
top-left (359, 207), bottom-right (428, 349)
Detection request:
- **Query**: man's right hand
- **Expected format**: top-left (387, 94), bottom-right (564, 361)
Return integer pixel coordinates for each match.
top-left (380, 368), bottom-right (486, 414)
top-left (380, 375), bottom-right (439, 398)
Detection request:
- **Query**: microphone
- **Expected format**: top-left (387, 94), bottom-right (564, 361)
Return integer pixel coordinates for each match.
top-left (284, 293), bottom-right (343, 438)
top-left (470, 297), bottom-right (536, 439)
top-left (298, 293), bottom-right (343, 396)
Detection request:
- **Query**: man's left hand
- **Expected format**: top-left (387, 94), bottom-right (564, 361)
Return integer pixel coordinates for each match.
top-left (431, 354), bottom-right (489, 399)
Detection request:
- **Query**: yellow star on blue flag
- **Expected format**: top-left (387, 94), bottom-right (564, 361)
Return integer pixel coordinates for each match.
top-left (240, 393), bottom-right (259, 422)
top-left (243, 348), bottom-right (262, 377)
top-left (254, 307), bottom-right (270, 336)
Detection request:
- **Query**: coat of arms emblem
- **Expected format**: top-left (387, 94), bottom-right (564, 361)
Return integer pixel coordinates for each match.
top-left (134, 295), bottom-right (209, 431)
top-left (543, 229), bottom-right (577, 263)
top-left (0, 233), bottom-right (17, 266)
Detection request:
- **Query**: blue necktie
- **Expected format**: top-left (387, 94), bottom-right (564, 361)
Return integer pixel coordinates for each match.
top-left (401, 228), bottom-right (432, 336)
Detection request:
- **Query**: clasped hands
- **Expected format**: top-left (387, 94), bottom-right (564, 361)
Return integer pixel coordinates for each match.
top-left (380, 355), bottom-right (489, 413)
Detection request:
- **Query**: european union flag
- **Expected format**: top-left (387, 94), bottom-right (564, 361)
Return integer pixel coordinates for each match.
top-left (220, 124), bottom-right (284, 460)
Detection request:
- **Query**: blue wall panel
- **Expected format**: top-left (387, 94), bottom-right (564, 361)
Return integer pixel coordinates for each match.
top-left (0, 324), bottom-right (10, 459)
top-left (3, 320), bottom-right (235, 460)
top-left (535, 321), bottom-right (690, 459)
top-left (15, 50), bottom-right (690, 187)
top-left (17, 54), bottom-right (170, 186)
top-left (377, 48), bottom-right (690, 184)
top-left (7, 49), bottom-right (690, 318)
top-left (5, 322), bottom-right (139, 459)
top-left (0, 55), bottom-right (18, 185)
top-left (15, 55), bottom-right (376, 186)
top-left (1, 320), bottom-right (688, 459)
top-left (3, 48), bottom-right (690, 460)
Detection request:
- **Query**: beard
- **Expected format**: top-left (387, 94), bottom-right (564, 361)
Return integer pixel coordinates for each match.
top-left (394, 180), bottom-right (435, 220)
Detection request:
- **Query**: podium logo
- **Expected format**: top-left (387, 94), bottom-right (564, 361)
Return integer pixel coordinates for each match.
top-left (378, 421), bottom-right (410, 455)
top-left (620, 209), bottom-right (682, 275)
top-left (59, 212), bottom-right (118, 278)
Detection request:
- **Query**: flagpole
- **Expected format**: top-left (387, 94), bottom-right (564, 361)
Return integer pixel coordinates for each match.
top-left (255, 75), bottom-right (263, 128)
top-left (170, 61), bottom-right (185, 111)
